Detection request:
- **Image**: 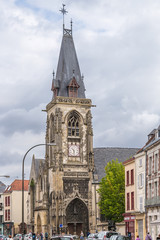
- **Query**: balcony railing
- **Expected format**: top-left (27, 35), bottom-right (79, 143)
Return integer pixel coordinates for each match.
top-left (146, 196), bottom-right (160, 206)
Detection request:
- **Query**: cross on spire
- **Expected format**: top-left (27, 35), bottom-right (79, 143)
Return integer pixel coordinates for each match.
top-left (59, 4), bottom-right (68, 26)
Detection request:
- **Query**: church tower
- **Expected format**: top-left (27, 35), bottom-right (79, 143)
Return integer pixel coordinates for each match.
top-left (30, 6), bottom-right (96, 236)
top-left (45, 8), bottom-right (95, 236)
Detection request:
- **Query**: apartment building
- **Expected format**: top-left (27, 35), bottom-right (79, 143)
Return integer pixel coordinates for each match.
top-left (123, 157), bottom-right (136, 240)
top-left (0, 181), bottom-right (6, 234)
top-left (134, 150), bottom-right (146, 240)
top-left (145, 126), bottom-right (160, 240)
top-left (3, 179), bottom-right (29, 236)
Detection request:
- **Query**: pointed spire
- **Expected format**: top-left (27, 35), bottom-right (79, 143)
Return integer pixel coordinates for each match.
top-left (52, 6), bottom-right (86, 99)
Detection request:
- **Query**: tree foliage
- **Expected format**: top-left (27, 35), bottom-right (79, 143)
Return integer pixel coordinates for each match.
top-left (97, 159), bottom-right (125, 223)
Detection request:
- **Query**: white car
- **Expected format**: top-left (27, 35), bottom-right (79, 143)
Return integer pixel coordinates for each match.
top-left (24, 234), bottom-right (32, 240)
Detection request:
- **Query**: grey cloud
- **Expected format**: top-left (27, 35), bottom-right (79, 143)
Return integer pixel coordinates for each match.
top-left (0, 105), bottom-right (46, 136)
top-left (1, 0), bottom-right (160, 182)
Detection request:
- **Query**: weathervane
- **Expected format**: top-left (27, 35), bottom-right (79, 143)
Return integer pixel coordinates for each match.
top-left (59, 4), bottom-right (68, 26)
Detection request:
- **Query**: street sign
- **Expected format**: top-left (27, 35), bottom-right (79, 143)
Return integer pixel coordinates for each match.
top-left (59, 224), bottom-right (63, 228)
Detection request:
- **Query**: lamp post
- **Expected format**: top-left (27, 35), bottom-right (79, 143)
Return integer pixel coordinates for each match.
top-left (22, 143), bottom-right (56, 238)
top-left (0, 175), bottom-right (10, 178)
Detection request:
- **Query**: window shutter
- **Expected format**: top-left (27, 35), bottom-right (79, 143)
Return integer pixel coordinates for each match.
top-left (8, 209), bottom-right (10, 221)
top-left (5, 197), bottom-right (7, 207)
top-left (139, 197), bottom-right (143, 212)
top-left (142, 173), bottom-right (144, 187)
top-left (5, 210), bottom-right (7, 221)
top-left (138, 174), bottom-right (140, 188)
top-left (8, 196), bottom-right (10, 206)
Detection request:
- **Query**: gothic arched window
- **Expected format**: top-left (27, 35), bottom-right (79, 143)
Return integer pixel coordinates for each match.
top-left (68, 112), bottom-right (79, 137)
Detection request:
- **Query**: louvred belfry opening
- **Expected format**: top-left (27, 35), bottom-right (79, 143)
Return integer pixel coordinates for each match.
top-left (68, 76), bottom-right (80, 98)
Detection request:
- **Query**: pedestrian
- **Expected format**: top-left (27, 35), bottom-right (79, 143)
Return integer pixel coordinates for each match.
top-left (40, 232), bottom-right (44, 240)
top-left (45, 232), bottom-right (48, 240)
top-left (145, 233), bottom-right (152, 240)
top-left (136, 235), bottom-right (141, 240)
top-left (32, 232), bottom-right (36, 240)
top-left (9, 235), bottom-right (13, 240)
top-left (156, 234), bottom-right (160, 240)
top-left (80, 231), bottom-right (84, 240)
top-left (37, 233), bottom-right (40, 240)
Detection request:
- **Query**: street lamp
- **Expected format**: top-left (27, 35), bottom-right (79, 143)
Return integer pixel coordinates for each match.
top-left (0, 175), bottom-right (10, 178)
top-left (22, 143), bottom-right (56, 238)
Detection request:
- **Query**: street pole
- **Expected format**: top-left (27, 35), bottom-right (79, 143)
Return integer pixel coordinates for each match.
top-left (0, 175), bottom-right (10, 178)
top-left (22, 143), bottom-right (55, 239)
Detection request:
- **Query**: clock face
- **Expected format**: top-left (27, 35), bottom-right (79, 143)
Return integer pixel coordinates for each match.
top-left (69, 144), bottom-right (80, 156)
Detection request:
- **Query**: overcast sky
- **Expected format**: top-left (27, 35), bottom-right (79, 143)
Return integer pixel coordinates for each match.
top-left (1, 0), bottom-right (160, 185)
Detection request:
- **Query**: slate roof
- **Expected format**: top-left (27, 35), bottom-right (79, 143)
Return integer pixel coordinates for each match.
top-left (0, 181), bottom-right (6, 193)
top-left (53, 33), bottom-right (86, 98)
top-left (4, 179), bottom-right (29, 193)
top-left (93, 147), bottom-right (139, 181)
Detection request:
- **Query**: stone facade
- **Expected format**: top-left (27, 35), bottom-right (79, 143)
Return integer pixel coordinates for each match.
top-left (29, 97), bottom-right (96, 236)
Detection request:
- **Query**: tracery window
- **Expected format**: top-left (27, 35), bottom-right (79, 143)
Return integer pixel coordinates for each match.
top-left (68, 113), bottom-right (79, 137)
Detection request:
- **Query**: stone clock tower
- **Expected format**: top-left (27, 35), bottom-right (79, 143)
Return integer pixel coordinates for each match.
top-left (42, 22), bottom-right (95, 235)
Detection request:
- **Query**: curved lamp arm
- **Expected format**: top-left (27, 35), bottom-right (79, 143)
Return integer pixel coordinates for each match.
top-left (22, 143), bottom-right (56, 238)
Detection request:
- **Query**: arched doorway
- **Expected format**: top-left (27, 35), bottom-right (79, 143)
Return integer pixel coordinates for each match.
top-left (66, 198), bottom-right (89, 236)
top-left (37, 215), bottom-right (42, 234)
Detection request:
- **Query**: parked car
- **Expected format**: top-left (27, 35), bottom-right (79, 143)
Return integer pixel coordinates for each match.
top-left (51, 235), bottom-right (74, 240)
top-left (24, 234), bottom-right (32, 240)
top-left (0, 235), bottom-right (7, 240)
top-left (87, 234), bottom-right (98, 240)
top-left (14, 234), bottom-right (22, 240)
top-left (109, 235), bottom-right (119, 240)
top-left (72, 235), bottom-right (79, 240)
top-left (97, 231), bottom-right (118, 240)
top-left (110, 235), bottom-right (130, 240)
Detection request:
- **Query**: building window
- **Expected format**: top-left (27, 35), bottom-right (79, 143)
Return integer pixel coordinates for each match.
top-left (138, 173), bottom-right (144, 188)
top-left (127, 171), bottom-right (129, 185)
top-left (131, 192), bottom-right (134, 210)
top-left (154, 182), bottom-right (157, 197)
top-left (149, 156), bottom-right (152, 175)
top-left (68, 77), bottom-right (79, 98)
top-left (139, 159), bottom-right (142, 167)
top-left (131, 169), bottom-right (134, 185)
top-left (5, 210), bottom-right (7, 221)
top-left (40, 177), bottom-right (43, 191)
top-left (5, 210), bottom-right (10, 221)
top-left (154, 154), bottom-right (158, 173)
top-left (0, 203), bottom-right (2, 211)
top-left (5, 197), bottom-right (7, 207)
top-left (139, 196), bottom-right (143, 212)
top-left (8, 196), bottom-right (10, 207)
top-left (127, 193), bottom-right (130, 210)
top-left (149, 183), bottom-right (152, 198)
top-left (5, 196), bottom-right (10, 207)
top-left (8, 210), bottom-right (10, 221)
top-left (68, 112), bottom-right (79, 137)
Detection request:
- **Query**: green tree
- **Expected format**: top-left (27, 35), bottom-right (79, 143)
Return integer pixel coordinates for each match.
top-left (97, 159), bottom-right (125, 223)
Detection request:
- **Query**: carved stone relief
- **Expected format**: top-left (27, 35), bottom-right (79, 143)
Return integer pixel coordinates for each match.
top-left (63, 179), bottom-right (89, 199)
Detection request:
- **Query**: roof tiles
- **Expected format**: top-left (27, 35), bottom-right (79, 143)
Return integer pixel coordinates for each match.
top-left (4, 179), bottom-right (29, 193)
